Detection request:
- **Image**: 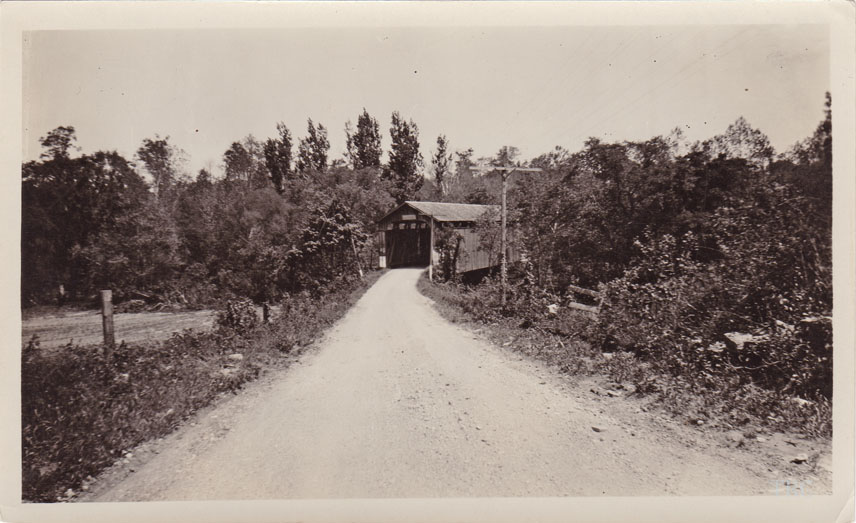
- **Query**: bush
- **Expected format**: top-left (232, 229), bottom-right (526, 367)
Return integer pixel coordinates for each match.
top-left (596, 226), bottom-right (831, 404)
top-left (22, 334), bottom-right (252, 502)
top-left (433, 227), bottom-right (463, 282)
top-left (216, 299), bottom-right (259, 335)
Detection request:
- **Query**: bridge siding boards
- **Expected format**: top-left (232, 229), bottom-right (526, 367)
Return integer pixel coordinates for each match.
top-left (376, 201), bottom-right (514, 273)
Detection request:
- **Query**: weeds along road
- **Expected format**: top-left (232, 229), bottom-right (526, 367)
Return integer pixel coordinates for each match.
top-left (88, 268), bottom-right (772, 501)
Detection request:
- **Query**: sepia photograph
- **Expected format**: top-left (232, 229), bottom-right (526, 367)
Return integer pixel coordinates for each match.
top-left (1, 2), bottom-right (854, 522)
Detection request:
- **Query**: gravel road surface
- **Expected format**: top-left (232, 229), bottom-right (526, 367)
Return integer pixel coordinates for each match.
top-left (87, 268), bottom-right (782, 501)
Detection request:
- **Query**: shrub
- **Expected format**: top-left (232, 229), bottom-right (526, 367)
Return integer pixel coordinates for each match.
top-left (22, 336), bottom-right (248, 502)
top-left (595, 225), bottom-right (831, 405)
top-left (434, 227), bottom-right (463, 282)
top-left (215, 299), bottom-right (259, 335)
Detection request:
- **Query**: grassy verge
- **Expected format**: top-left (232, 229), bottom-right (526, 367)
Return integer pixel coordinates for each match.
top-left (21, 270), bottom-right (384, 503)
top-left (417, 274), bottom-right (831, 440)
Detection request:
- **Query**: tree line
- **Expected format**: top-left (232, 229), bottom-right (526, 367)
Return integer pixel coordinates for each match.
top-left (21, 102), bottom-right (581, 308)
top-left (22, 109), bottom-right (445, 307)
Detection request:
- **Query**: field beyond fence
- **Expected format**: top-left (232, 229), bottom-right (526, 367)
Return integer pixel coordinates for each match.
top-left (22, 309), bottom-right (218, 350)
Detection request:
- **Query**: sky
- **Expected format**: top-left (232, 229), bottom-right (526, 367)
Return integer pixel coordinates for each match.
top-left (23, 25), bottom-right (829, 177)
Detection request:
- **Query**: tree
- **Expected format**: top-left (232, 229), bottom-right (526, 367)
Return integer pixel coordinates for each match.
top-left (87, 151), bottom-right (151, 229)
top-left (774, 92), bottom-right (832, 259)
top-left (785, 92), bottom-right (831, 169)
top-left (22, 142), bottom-right (149, 303)
top-left (345, 108), bottom-right (383, 169)
top-left (455, 148), bottom-right (475, 176)
top-left (703, 117), bottom-right (774, 169)
top-left (443, 147), bottom-right (480, 202)
top-left (243, 135), bottom-right (269, 188)
top-left (173, 169), bottom-right (219, 272)
top-left (76, 197), bottom-right (183, 300)
top-left (296, 119), bottom-right (330, 173)
top-left (223, 141), bottom-right (253, 183)
top-left (136, 135), bottom-right (185, 198)
top-left (264, 122), bottom-right (294, 193)
top-left (431, 135), bottom-right (453, 197)
top-left (530, 146), bottom-right (572, 171)
top-left (223, 136), bottom-right (268, 188)
top-left (492, 145), bottom-right (520, 167)
top-left (286, 199), bottom-right (367, 290)
top-left (39, 126), bottom-right (79, 161)
top-left (195, 167), bottom-right (213, 187)
top-left (383, 111), bottom-right (424, 202)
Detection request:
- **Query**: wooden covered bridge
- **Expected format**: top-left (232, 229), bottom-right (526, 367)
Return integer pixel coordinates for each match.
top-left (376, 201), bottom-right (515, 274)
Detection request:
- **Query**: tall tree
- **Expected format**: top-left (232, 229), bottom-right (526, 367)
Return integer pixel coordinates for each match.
top-left (345, 108), bottom-right (383, 169)
top-left (136, 135), bottom-right (184, 198)
top-left (296, 119), bottom-right (330, 173)
top-left (431, 135), bottom-right (453, 197)
top-left (492, 145), bottom-right (520, 167)
top-left (223, 141), bottom-right (253, 183)
top-left (39, 126), bottom-right (79, 161)
top-left (23, 136), bottom-right (149, 302)
top-left (242, 135), bottom-right (269, 188)
top-left (703, 116), bottom-right (774, 169)
top-left (264, 122), bottom-right (293, 193)
top-left (223, 135), bottom-right (268, 188)
top-left (786, 92), bottom-right (831, 169)
top-left (442, 147), bottom-right (476, 202)
top-left (76, 195), bottom-right (184, 300)
top-left (530, 146), bottom-right (572, 171)
top-left (195, 167), bottom-right (213, 186)
top-left (383, 111), bottom-right (424, 202)
top-left (454, 148), bottom-right (475, 177)
top-left (778, 92), bottom-right (832, 231)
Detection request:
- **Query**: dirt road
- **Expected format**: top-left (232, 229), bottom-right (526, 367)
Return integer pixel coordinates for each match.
top-left (85, 268), bottom-right (788, 501)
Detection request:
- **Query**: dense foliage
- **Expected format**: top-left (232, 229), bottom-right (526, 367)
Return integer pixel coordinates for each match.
top-left (22, 113), bottom-right (400, 308)
top-left (425, 95), bottom-right (832, 433)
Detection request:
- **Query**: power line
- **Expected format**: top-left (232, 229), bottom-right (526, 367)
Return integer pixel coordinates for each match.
top-left (591, 27), bottom-right (762, 143)
top-left (569, 28), bottom-right (694, 140)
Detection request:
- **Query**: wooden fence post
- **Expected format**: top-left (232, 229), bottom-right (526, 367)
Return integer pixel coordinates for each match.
top-left (101, 290), bottom-right (115, 356)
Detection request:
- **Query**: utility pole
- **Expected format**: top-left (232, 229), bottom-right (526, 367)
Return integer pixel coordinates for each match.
top-left (470, 165), bottom-right (541, 307)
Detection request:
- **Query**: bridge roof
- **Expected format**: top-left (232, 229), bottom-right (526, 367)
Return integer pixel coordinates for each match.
top-left (378, 201), bottom-right (498, 224)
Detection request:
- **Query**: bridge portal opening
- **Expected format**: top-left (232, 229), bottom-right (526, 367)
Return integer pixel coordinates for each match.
top-left (384, 222), bottom-right (431, 268)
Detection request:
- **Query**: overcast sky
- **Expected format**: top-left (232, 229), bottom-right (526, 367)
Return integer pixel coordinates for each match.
top-left (23, 25), bottom-right (828, 177)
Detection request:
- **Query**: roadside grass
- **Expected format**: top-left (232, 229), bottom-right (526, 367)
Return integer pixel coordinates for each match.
top-left (417, 274), bottom-right (832, 441)
top-left (21, 270), bottom-right (384, 503)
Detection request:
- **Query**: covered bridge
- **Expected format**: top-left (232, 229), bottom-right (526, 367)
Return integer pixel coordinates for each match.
top-left (376, 201), bottom-right (515, 274)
